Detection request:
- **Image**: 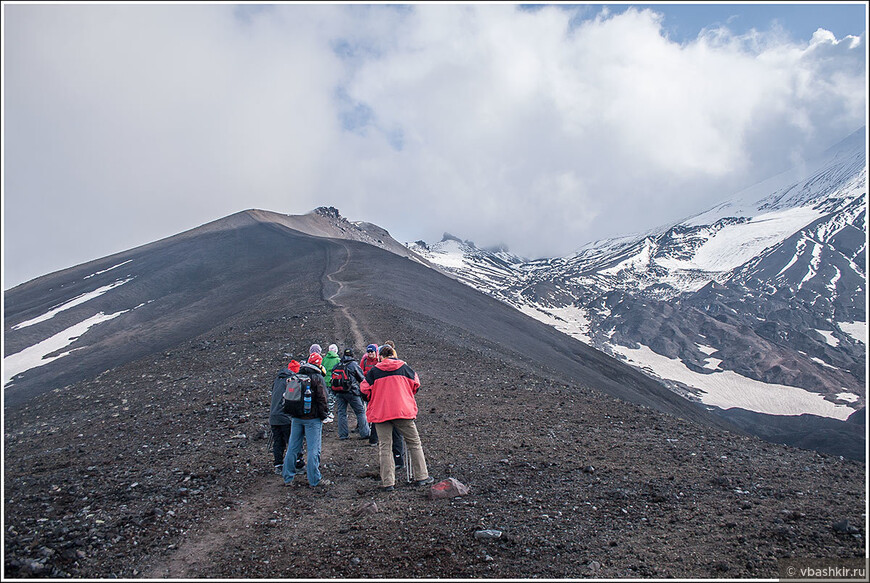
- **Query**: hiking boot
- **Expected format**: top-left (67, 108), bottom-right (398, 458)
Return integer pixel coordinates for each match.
top-left (295, 456), bottom-right (305, 470)
top-left (379, 485), bottom-right (395, 492)
top-left (314, 479), bottom-right (333, 487)
top-left (415, 476), bottom-right (435, 487)
top-left (274, 464), bottom-right (283, 475)
top-left (323, 414), bottom-right (334, 424)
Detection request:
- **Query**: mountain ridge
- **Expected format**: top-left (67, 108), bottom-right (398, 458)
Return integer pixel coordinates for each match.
top-left (4, 207), bottom-right (722, 428)
top-left (407, 127), bottom-right (866, 460)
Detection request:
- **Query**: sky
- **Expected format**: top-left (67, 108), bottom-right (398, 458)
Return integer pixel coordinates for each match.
top-left (2, 1), bottom-right (867, 289)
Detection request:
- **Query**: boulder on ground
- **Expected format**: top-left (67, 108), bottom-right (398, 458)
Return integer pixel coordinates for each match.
top-left (427, 478), bottom-right (470, 499)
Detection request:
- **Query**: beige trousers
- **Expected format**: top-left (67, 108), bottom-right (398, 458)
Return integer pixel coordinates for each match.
top-left (374, 419), bottom-right (429, 487)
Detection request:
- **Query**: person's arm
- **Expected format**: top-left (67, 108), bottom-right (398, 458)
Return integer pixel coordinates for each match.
top-left (350, 362), bottom-right (365, 383)
top-left (315, 378), bottom-right (329, 419)
top-left (360, 372), bottom-right (373, 400)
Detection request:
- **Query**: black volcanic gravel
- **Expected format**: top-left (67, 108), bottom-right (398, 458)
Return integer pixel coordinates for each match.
top-left (4, 301), bottom-right (866, 579)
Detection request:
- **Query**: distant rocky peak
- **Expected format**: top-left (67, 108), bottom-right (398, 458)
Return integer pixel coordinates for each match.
top-left (440, 232), bottom-right (465, 244)
top-left (313, 206), bottom-right (342, 220)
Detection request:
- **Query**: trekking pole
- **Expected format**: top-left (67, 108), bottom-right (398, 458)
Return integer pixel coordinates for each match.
top-left (403, 435), bottom-right (413, 483)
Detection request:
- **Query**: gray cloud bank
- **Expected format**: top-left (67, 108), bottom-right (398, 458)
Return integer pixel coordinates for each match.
top-left (3, 4), bottom-right (866, 288)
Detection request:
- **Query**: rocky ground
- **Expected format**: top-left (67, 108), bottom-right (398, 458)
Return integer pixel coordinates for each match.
top-left (4, 301), bottom-right (867, 579)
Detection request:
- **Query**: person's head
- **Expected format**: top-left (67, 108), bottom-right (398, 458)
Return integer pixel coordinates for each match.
top-left (308, 352), bottom-right (323, 366)
top-left (383, 340), bottom-right (396, 350)
top-left (309, 343), bottom-right (322, 355)
top-left (378, 344), bottom-right (395, 360)
top-left (343, 348), bottom-right (354, 359)
top-left (365, 344), bottom-right (378, 358)
top-left (287, 360), bottom-right (300, 373)
top-left (328, 343), bottom-right (338, 354)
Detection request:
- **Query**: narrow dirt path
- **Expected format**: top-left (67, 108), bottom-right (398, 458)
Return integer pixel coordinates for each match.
top-left (143, 240), bottom-right (372, 578)
top-left (143, 474), bottom-right (278, 578)
top-left (323, 241), bottom-right (368, 348)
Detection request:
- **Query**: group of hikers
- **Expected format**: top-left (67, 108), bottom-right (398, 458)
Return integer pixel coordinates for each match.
top-left (268, 340), bottom-right (434, 492)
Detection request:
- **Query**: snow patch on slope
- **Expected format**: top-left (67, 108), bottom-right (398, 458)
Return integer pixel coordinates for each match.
top-left (515, 303), bottom-right (593, 345)
top-left (11, 278), bottom-right (134, 330)
top-left (658, 207), bottom-right (823, 273)
top-left (4, 310), bottom-right (130, 386)
top-left (611, 343), bottom-right (855, 420)
top-left (839, 321), bottom-right (866, 344)
top-left (83, 260), bottom-right (133, 280)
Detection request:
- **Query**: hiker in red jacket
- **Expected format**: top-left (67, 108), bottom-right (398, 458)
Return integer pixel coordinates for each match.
top-left (361, 343), bottom-right (405, 467)
top-left (360, 344), bottom-right (380, 375)
top-left (360, 344), bottom-right (434, 491)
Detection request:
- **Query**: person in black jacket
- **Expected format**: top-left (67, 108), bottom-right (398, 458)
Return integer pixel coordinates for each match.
top-left (333, 348), bottom-right (371, 440)
top-left (282, 353), bottom-right (331, 487)
top-left (269, 360), bottom-right (305, 474)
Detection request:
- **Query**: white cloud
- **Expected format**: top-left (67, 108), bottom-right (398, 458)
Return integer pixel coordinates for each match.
top-left (326, 5), bottom-right (866, 256)
top-left (3, 4), bottom-right (866, 285)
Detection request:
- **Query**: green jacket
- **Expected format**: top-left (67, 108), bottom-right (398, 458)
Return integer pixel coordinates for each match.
top-left (322, 350), bottom-right (341, 387)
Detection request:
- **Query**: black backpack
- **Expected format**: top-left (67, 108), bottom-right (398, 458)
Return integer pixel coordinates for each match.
top-left (330, 362), bottom-right (353, 392)
top-left (281, 373), bottom-right (312, 416)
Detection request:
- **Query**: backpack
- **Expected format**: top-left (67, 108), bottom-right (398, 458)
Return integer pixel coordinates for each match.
top-left (330, 362), bottom-right (353, 392)
top-left (281, 373), bottom-right (312, 416)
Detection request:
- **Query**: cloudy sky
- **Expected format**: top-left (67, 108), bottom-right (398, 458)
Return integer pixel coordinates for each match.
top-left (3, 2), bottom-right (867, 289)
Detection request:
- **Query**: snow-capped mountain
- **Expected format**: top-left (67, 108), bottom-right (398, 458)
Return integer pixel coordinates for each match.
top-left (409, 127), bottom-right (866, 457)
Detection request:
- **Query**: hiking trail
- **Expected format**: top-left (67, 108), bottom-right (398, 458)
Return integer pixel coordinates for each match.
top-left (323, 241), bottom-right (368, 349)
top-left (143, 475), bottom-right (278, 578)
top-left (144, 240), bottom-right (373, 578)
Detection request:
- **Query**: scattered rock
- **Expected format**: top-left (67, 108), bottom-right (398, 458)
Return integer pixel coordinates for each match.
top-left (711, 476), bottom-right (732, 488)
top-left (588, 561), bottom-right (601, 573)
top-left (427, 478), bottom-right (470, 500)
top-left (358, 502), bottom-right (379, 515)
top-left (473, 529), bottom-right (502, 540)
top-left (832, 520), bottom-right (861, 535)
top-left (781, 510), bottom-right (805, 521)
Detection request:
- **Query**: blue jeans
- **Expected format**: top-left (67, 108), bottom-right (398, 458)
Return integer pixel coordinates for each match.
top-left (335, 392), bottom-right (370, 439)
top-left (282, 418), bottom-right (323, 486)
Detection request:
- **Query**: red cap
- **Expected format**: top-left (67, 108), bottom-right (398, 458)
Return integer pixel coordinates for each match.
top-left (287, 360), bottom-right (300, 373)
top-left (307, 353), bottom-right (323, 366)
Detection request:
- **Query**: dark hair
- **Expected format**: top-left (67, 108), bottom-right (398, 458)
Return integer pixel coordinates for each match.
top-left (378, 345), bottom-right (395, 358)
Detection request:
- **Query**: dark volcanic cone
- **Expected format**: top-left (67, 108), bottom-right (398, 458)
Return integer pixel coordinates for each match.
top-left (4, 208), bottom-right (717, 427)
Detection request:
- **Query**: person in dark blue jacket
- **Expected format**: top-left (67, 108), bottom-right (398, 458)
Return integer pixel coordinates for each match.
top-left (332, 348), bottom-right (371, 440)
top-left (269, 360), bottom-right (304, 474)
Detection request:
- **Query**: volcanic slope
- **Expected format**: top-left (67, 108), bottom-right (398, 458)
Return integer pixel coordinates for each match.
top-left (4, 209), bottom-right (865, 578)
top-left (4, 208), bottom-right (714, 425)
